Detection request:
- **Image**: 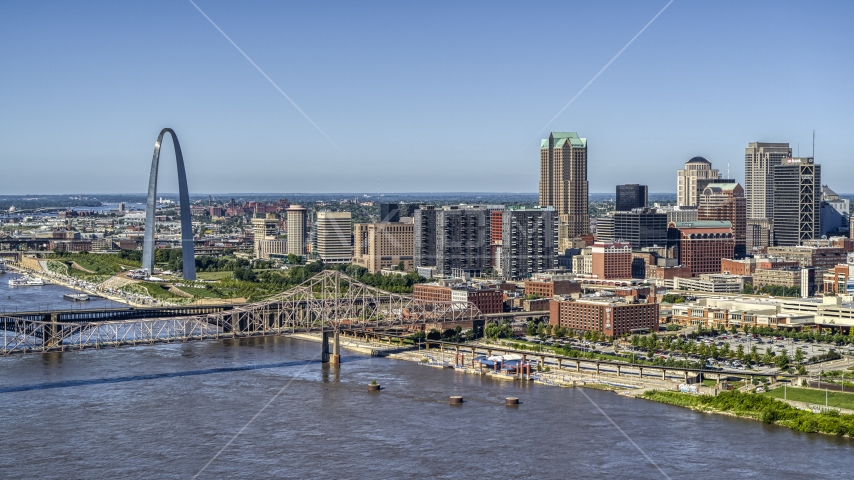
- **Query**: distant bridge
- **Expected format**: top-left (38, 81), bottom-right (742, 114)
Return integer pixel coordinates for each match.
top-left (0, 271), bottom-right (482, 356)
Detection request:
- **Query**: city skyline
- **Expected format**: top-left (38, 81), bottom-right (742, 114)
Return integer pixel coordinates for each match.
top-left (1, 1), bottom-right (852, 194)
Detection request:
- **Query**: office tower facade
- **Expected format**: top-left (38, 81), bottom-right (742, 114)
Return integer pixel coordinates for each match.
top-left (252, 216), bottom-right (279, 259)
top-left (379, 203), bottom-right (400, 223)
top-left (315, 211), bottom-right (352, 264)
top-left (676, 157), bottom-right (720, 206)
top-left (744, 142), bottom-right (792, 220)
top-left (353, 222), bottom-right (414, 273)
top-left (615, 184), bottom-right (648, 211)
top-left (500, 207), bottom-right (558, 279)
top-left (747, 219), bottom-right (772, 251)
top-left (698, 183), bottom-right (747, 259)
top-left (772, 158), bottom-right (820, 246)
top-left (667, 221), bottom-right (735, 277)
top-left (539, 132), bottom-right (589, 239)
top-left (820, 185), bottom-right (850, 237)
top-left (435, 206), bottom-right (490, 276)
top-left (285, 205), bottom-right (307, 256)
top-left (596, 209), bottom-right (668, 248)
top-left (414, 206), bottom-right (438, 267)
top-left (399, 203), bottom-right (420, 218)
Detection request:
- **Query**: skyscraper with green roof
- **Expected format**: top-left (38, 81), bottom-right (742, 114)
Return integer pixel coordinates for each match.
top-left (539, 132), bottom-right (589, 242)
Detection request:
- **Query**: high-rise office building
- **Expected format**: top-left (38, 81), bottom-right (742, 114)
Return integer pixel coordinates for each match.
top-left (772, 157), bottom-right (820, 246)
top-left (744, 142), bottom-right (792, 220)
top-left (698, 183), bottom-right (747, 258)
top-left (379, 203), bottom-right (400, 223)
top-left (747, 219), bottom-right (772, 251)
top-left (315, 211), bottom-right (352, 264)
top-left (539, 132), bottom-right (589, 239)
top-left (500, 207), bottom-right (558, 279)
top-left (596, 208), bottom-right (668, 248)
top-left (819, 185), bottom-right (850, 237)
top-left (676, 157), bottom-right (720, 206)
top-left (252, 216), bottom-right (278, 259)
top-left (399, 203), bottom-right (420, 218)
top-left (286, 205), bottom-right (307, 256)
top-left (615, 184), bottom-right (648, 211)
top-left (353, 222), bottom-right (414, 273)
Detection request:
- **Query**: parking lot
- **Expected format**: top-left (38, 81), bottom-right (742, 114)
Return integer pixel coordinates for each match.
top-left (515, 331), bottom-right (853, 375)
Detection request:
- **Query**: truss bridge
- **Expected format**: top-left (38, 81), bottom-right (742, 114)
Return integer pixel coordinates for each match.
top-left (0, 271), bottom-right (483, 357)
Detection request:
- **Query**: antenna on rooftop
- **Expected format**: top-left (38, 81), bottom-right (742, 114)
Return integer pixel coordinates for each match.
top-left (812, 130), bottom-right (815, 158)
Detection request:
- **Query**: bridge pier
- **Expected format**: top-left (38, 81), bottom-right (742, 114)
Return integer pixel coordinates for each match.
top-left (331, 331), bottom-right (341, 365)
top-left (616, 364), bottom-right (621, 376)
top-left (321, 331), bottom-right (330, 363)
top-left (662, 369), bottom-right (666, 380)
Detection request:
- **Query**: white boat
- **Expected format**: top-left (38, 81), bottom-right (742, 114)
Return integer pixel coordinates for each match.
top-left (8, 275), bottom-right (46, 286)
top-left (63, 293), bottom-right (90, 301)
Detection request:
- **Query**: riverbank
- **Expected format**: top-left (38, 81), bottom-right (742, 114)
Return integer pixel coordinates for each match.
top-left (641, 390), bottom-right (854, 437)
top-left (290, 332), bottom-right (679, 395)
top-left (293, 332), bottom-right (854, 439)
top-left (7, 263), bottom-right (155, 308)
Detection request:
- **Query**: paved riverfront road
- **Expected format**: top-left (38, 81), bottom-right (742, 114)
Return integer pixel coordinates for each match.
top-left (0, 336), bottom-right (850, 479)
top-left (0, 271), bottom-right (128, 313)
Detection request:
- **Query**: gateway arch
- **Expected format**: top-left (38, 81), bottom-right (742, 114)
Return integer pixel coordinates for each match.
top-left (142, 128), bottom-right (196, 280)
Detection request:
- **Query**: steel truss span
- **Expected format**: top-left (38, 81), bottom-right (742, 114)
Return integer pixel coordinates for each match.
top-left (0, 271), bottom-right (482, 355)
top-left (142, 128), bottom-right (196, 280)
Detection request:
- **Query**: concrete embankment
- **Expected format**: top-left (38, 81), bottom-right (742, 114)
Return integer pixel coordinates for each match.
top-left (7, 263), bottom-right (146, 307)
top-left (287, 333), bottom-right (682, 394)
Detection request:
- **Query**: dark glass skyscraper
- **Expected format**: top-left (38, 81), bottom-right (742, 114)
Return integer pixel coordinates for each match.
top-left (615, 184), bottom-right (648, 211)
top-left (379, 203), bottom-right (400, 222)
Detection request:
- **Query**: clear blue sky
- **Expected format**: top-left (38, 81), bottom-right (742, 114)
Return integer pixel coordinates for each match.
top-left (1, 0), bottom-right (852, 195)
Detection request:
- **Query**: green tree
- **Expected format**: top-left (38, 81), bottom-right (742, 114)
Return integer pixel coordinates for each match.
top-left (794, 347), bottom-right (805, 364)
top-left (761, 347), bottom-right (775, 365)
top-left (775, 351), bottom-right (790, 369)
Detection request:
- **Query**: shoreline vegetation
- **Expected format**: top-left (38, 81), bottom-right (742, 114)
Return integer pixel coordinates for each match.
top-left (641, 390), bottom-right (854, 438)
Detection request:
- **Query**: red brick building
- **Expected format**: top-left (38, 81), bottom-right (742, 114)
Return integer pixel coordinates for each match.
top-left (523, 279), bottom-right (581, 298)
top-left (823, 264), bottom-right (852, 295)
top-left (668, 221), bottom-right (735, 277)
top-left (455, 287), bottom-right (503, 314)
top-left (412, 284), bottom-right (452, 303)
top-left (591, 242), bottom-right (632, 279)
top-left (412, 283), bottom-right (503, 314)
top-left (549, 298), bottom-right (659, 337)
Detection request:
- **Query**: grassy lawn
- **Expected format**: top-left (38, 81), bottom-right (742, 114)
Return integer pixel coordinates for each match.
top-left (176, 285), bottom-right (222, 299)
top-left (196, 271), bottom-right (234, 280)
top-left (764, 386), bottom-right (854, 410)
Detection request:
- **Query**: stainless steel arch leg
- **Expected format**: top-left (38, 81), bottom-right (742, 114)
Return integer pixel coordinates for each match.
top-left (142, 128), bottom-right (196, 280)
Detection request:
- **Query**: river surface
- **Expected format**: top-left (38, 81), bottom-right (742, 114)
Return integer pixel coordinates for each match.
top-left (0, 336), bottom-right (850, 479)
top-left (0, 271), bottom-right (129, 314)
